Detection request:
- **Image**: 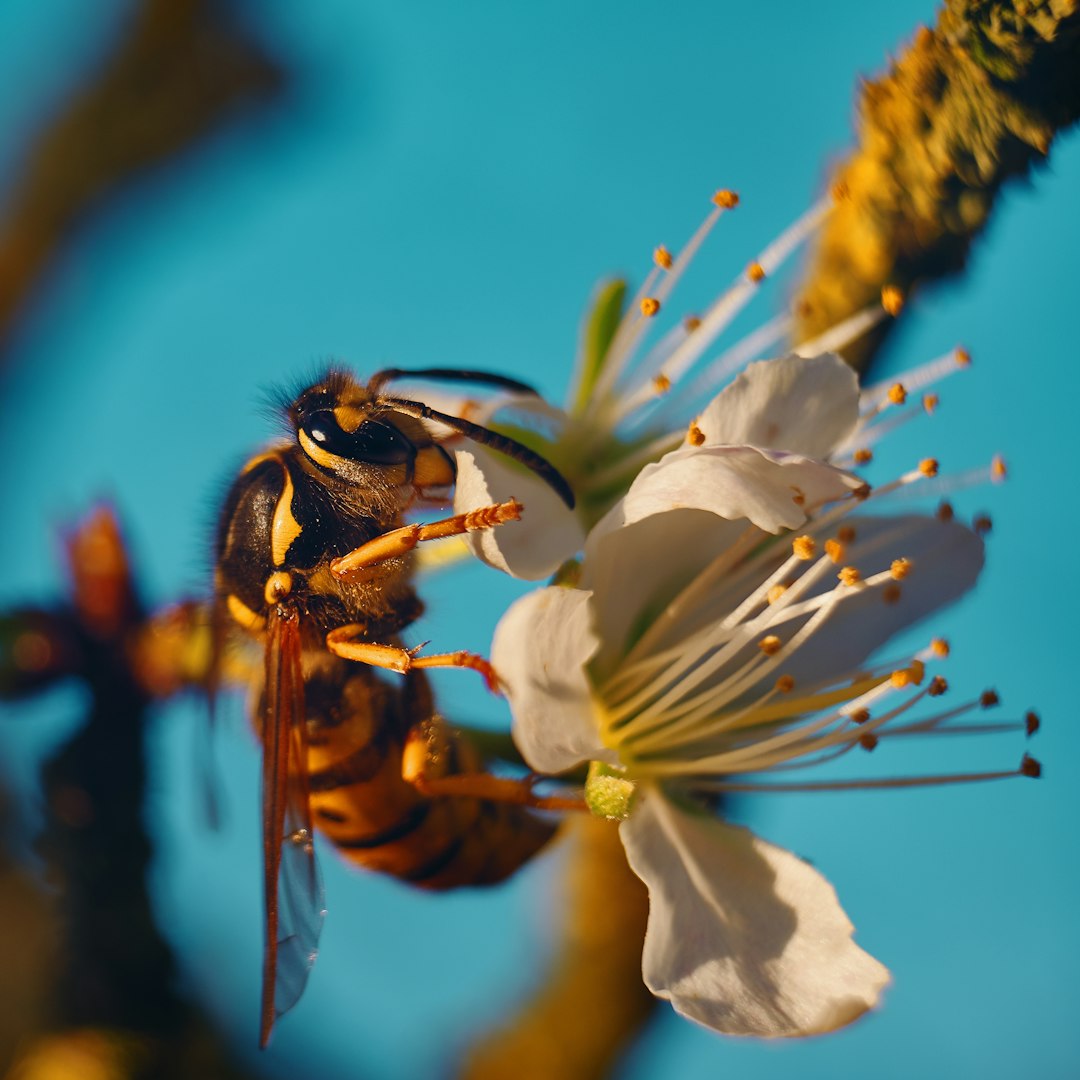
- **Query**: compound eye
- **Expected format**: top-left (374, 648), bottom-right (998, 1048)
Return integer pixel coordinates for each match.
top-left (303, 410), bottom-right (414, 465)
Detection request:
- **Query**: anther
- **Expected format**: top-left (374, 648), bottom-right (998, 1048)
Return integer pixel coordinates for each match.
top-left (936, 501), bottom-right (955, 523)
top-left (767, 584), bottom-right (788, 605)
top-left (991, 455), bottom-right (1007, 482)
top-left (859, 733), bottom-right (879, 751)
top-left (640, 297), bottom-right (661, 317)
top-left (792, 535), bottom-right (815, 560)
top-left (919, 458), bottom-right (939, 478)
top-left (910, 659), bottom-right (925, 684)
top-left (881, 286), bottom-right (904, 316)
top-left (653, 245), bottom-right (673, 270)
top-left (890, 557), bottom-right (912, 580)
top-left (955, 347), bottom-right (972, 367)
top-left (890, 668), bottom-right (912, 689)
top-left (683, 315), bottom-right (702, 332)
top-left (923, 393), bottom-right (939, 415)
top-left (687, 423), bottom-right (705, 447)
top-left (712, 189), bottom-right (739, 209)
top-left (791, 487), bottom-right (806, 507)
top-left (882, 584), bottom-right (901, 605)
top-left (1019, 754), bottom-right (1042, 779)
top-left (931, 638), bottom-right (950, 658)
top-left (824, 539), bottom-right (845, 564)
top-left (887, 382), bottom-right (908, 406)
top-left (973, 514), bottom-right (992, 536)
top-left (838, 525), bottom-right (856, 543)
top-left (758, 635), bottom-right (782, 656)
top-left (1025, 711), bottom-right (1040, 736)
top-left (838, 566), bottom-right (861, 586)
top-left (853, 448), bottom-right (873, 464)
top-left (850, 708), bottom-right (870, 724)
top-left (980, 689), bottom-right (1000, 708)
top-left (928, 675), bottom-right (948, 697)
top-left (747, 262), bottom-right (766, 283)
top-left (652, 373), bottom-right (672, 394)
top-left (775, 675), bottom-right (795, 693)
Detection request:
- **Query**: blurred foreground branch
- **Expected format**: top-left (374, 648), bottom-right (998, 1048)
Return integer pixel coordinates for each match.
top-left (796, 0), bottom-right (1080, 369)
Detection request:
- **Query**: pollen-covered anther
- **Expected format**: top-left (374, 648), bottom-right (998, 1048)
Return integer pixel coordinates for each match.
top-left (887, 382), bottom-right (908, 406)
top-left (824, 538), bottom-right (846, 564)
top-left (991, 455), bottom-right (1007, 482)
top-left (1025, 711), bottom-right (1041, 736)
top-left (955, 346), bottom-right (972, 367)
top-left (758, 634), bottom-right (783, 656)
top-left (919, 457), bottom-right (939, 478)
top-left (712, 188), bottom-right (739, 209)
top-left (890, 557), bottom-right (912, 581)
top-left (838, 566), bottom-right (861, 587)
top-left (747, 261), bottom-right (766, 283)
top-left (652, 373), bottom-right (672, 395)
top-left (653, 245), bottom-right (673, 270)
top-left (767, 584), bottom-right (788, 605)
top-left (882, 583), bottom-right (901, 605)
top-left (640, 297), bottom-right (661, 318)
top-left (775, 674), bottom-right (795, 693)
top-left (881, 285), bottom-right (904, 316)
top-left (683, 315), bottom-right (702, 332)
top-left (686, 422), bottom-right (705, 447)
top-left (849, 708), bottom-right (870, 724)
top-left (909, 659), bottom-right (925, 684)
top-left (928, 675), bottom-right (948, 697)
top-left (853, 448), bottom-right (873, 464)
top-left (792, 535), bottom-right (815, 561)
top-left (838, 525), bottom-right (856, 543)
top-left (890, 668), bottom-right (912, 690)
top-left (980, 689), bottom-right (1000, 708)
top-left (931, 637), bottom-right (950, 658)
top-left (923, 393), bottom-right (939, 415)
top-left (859, 733), bottom-right (879, 752)
top-left (937, 501), bottom-right (955, 523)
top-left (973, 514), bottom-right (992, 536)
top-left (1020, 754), bottom-right (1042, 779)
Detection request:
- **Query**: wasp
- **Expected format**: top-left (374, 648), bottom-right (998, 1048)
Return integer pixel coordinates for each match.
top-left (213, 367), bottom-right (577, 1046)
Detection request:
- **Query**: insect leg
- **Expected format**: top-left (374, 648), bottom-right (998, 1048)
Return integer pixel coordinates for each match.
top-left (325, 627), bottom-right (500, 692)
top-left (401, 718), bottom-right (587, 812)
top-left (330, 499), bottom-right (523, 581)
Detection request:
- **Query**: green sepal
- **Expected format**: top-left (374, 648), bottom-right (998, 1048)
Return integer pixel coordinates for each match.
top-left (572, 278), bottom-right (627, 416)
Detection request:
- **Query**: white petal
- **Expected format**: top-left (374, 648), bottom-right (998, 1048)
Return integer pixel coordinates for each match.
top-left (621, 793), bottom-right (890, 1037)
top-left (492, 586), bottom-right (611, 774)
top-left (606, 445), bottom-right (865, 536)
top-left (454, 447), bottom-right (585, 580)
top-left (697, 353), bottom-right (860, 458)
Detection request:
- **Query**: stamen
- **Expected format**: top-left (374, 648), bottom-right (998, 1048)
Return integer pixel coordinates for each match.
top-left (838, 566), bottom-right (861, 586)
top-left (1025, 711), bottom-right (1040, 736)
top-left (793, 535), bottom-right (816, 560)
top-left (890, 558), bottom-right (912, 580)
top-left (919, 458), bottom-right (939, 478)
top-left (653, 245), bottom-right (673, 270)
top-left (640, 297), bottom-right (661, 318)
top-left (793, 299), bottom-right (891, 359)
top-left (881, 285), bottom-right (904, 316)
top-left (980, 689), bottom-right (1000, 708)
top-left (758, 635), bottom-right (782, 656)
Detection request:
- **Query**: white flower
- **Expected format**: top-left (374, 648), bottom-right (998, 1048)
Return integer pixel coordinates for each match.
top-left (492, 353), bottom-right (1037, 1037)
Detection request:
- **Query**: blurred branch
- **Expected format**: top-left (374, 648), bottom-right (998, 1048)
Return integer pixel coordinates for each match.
top-left (0, 0), bottom-right (284, 360)
top-left (795, 0), bottom-right (1080, 370)
top-left (459, 815), bottom-right (656, 1080)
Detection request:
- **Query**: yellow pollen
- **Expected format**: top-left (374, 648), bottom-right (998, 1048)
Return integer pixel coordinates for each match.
top-left (859, 733), bottom-right (879, 751)
top-left (687, 422), bottom-right (705, 447)
top-left (775, 674), bottom-right (795, 693)
top-left (850, 708), bottom-right (870, 724)
top-left (652, 373), bottom-right (672, 395)
top-left (712, 188), bottom-right (739, 209)
top-left (973, 514), bottom-right (992, 536)
top-left (931, 637), bottom-right (950, 657)
top-left (991, 455), bottom-right (1007, 481)
top-left (1025, 711), bottom-right (1040, 736)
top-left (890, 669), bottom-right (912, 689)
top-left (936, 500), bottom-right (955, 522)
top-left (955, 346), bottom-right (972, 366)
top-left (758, 634), bottom-right (782, 656)
top-left (838, 525), bottom-right (856, 543)
top-left (928, 675), bottom-right (948, 697)
top-left (882, 583), bottom-right (902, 605)
top-left (767, 584), bottom-right (788, 605)
top-left (887, 382), bottom-right (908, 406)
top-left (980, 689), bottom-right (1000, 708)
top-left (919, 457), bottom-right (939, 478)
top-left (1020, 753), bottom-right (1042, 778)
top-left (640, 297), bottom-right (661, 317)
top-left (881, 285), bottom-right (904, 315)
top-left (824, 538), bottom-right (846, 564)
top-left (923, 393), bottom-right (939, 415)
top-left (747, 262), bottom-right (766, 283)
top-left (683, 315), bottom-right (702, 332)
top-left (890, 557), bottom-right (912, 580)
top-left (653, 245), bottom-right (673, 270)
top-left (792, 535), bottom-right (815, 560)
top-left (853, 448), bottom-right (873, 464)
top-left (831, 180), bottom-right (850, 202)
top-left (838, 566), bottom-right (861, 586)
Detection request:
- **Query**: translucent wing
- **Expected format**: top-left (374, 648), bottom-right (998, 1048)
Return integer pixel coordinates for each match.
top-left (260, 604), bottom-right (326, 1048)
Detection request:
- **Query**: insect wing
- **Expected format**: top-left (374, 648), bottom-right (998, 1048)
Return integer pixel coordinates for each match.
top-left (260, 604), bottom-right (326, 1048)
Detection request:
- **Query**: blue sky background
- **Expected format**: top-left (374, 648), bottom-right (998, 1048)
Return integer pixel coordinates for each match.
top-left (0, 2), bottom-right (1076, 1077)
